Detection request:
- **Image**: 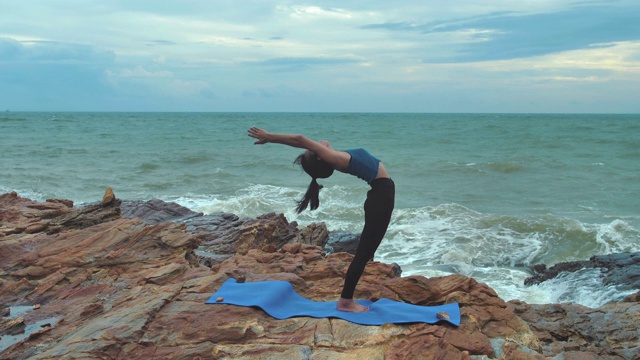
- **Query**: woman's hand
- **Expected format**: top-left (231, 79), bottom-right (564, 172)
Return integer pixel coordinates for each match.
top-left (248, 127), bottom-right (270, 144)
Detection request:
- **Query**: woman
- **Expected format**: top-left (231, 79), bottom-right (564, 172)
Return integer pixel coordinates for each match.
top-left (247, 127), bottom-right (395, 313)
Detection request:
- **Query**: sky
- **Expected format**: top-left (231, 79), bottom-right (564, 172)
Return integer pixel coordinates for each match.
top-left (1, 1), bottom-right (639, 113)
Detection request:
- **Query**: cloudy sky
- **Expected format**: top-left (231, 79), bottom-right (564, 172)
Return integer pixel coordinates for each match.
top-left (1, 1), bottom-right (639, 113)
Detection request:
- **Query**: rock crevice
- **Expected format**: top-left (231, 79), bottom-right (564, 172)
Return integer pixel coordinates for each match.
top-left (1, 191), bottom-right (638, 359)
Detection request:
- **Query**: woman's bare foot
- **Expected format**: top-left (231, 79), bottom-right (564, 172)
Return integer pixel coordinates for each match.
top-left (337, 298), bottom-right (369, 313)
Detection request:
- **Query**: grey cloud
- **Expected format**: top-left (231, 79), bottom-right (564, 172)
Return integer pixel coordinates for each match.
top-left (361, 11), bottom-right (518, 33)
top-left (0, 37), bottom-right (117, 110)
top-left (0, 38), bottom-right (22, 60)
top-left (362, 4), bottom-right (640, 62)
top-left (0, 37), bottom-right (115, 63)
top-left (246, 57), bottom-right (359, 72)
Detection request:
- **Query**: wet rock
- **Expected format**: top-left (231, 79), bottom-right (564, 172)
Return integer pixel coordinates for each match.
top-left (623, 291), bottom-right (640, 302)
top-left (327, 231), bottom-right (361, 255)
top-left (525, 252), bottom-right (640, 292)
top-left (120, 198), bottom-right (202, 224)
top-left (591, 252), bottom-right (640, 291)
top-left (524, 261), bottom-right (589, 285)
top-left (182, 212), bottom-right (239, 233)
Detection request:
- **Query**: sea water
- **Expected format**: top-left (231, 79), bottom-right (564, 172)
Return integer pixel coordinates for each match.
top-left (1, 112), bottom-right (639, 307)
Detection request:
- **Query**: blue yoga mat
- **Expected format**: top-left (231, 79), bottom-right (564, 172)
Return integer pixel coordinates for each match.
top-left (206, 278), bottom-right (460, 326)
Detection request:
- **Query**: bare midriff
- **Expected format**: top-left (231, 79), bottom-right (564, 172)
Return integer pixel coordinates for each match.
top-left (375, 162), bottom-right (390, 180)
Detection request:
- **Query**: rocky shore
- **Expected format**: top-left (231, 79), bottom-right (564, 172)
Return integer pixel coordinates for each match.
top-left (1, 190), bottom-right (638, 359)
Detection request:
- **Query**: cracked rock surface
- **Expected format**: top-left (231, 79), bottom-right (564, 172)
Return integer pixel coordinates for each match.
top-left (1, 191), bottom-right (638, 359)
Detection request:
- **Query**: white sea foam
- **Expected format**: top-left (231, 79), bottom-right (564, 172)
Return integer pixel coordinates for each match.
top-left (174, 184), bottom-right (300, 219)
top-left (527, 268), bottom-right (637, 307)
top-left (377, 204), bottom-right (547, 273)
top-left (368, 203), bottom-right (639, 307)
top-left (595, 219), bottom-right (639, 254)
top-left (471, 267), bottom-right (547, 302)
top-left (0, 184), bottom-right (47, 202)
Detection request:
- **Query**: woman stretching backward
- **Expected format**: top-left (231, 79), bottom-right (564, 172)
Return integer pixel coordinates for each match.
top-left (247, 127), bottom-right (395, 313)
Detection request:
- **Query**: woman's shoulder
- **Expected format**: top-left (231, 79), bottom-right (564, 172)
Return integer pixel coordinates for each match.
top-left (329, 149), bottom-right (352, 170)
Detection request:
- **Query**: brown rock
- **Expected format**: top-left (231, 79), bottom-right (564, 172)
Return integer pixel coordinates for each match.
top-left (46, 198), bottom-right (74, 207)
top-left (0, 317), bottom-right (25, 336)
top-left (623, 291), bottom-right (640, 302)
top-left (25, 222), bottom-right (48, 234)
top-left (508, 299), bottom-right (639, 359)
top-left (199, 212), bottom-right (328, 257)
top-left (0, 192), bottom-right (75, 236)
top-left (79, 303), bottom-right (104, 318)
top-left (1, 193), bottom-right (638, 360)
top-left (101, 187), bottom-right (115, 206)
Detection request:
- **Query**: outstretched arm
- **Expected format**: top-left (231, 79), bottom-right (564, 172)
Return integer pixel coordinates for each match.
top-left (247, 127), bottom-right (350, 169)
top-left (248, 127), bottom-right (309, 148)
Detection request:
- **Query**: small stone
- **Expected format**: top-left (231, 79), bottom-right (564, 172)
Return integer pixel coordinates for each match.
top-left (436, 312), bottom-right (450, 320)
top-left (236, 276), bottom-right (246, 283)
top-left (216, 297), bottom-right (224, 302)
top-left (33, 304), bottom-right (41, 309)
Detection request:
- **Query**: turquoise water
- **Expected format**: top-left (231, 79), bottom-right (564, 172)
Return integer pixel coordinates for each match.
top-left (2, 112), bottom-right (639, 306)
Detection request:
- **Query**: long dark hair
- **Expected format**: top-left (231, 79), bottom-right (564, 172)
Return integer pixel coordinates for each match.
top-left (294, 153), bottom-right (334, 213)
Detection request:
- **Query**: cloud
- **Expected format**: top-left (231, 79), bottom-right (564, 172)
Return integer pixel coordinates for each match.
top-left (0, 37), bottom-right (117, 109)
top-left (0, 37), bottom-right (115, 64)
top-left (146, 40), bottom-right (178, 46)
top-left (247, 57), bottom-right (360, 72)
top-left (361, 3), bottom-right (640, 62)
top-left (116, 65), bottom-right (172, 78)
top-left (286, 5), bottom-right (354, 20)
top-left (0, 38), bottom-right (22, 59)
top-left (1, 1), bottom-right (639, 112)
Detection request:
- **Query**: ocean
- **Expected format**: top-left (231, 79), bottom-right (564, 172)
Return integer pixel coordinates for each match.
top-left (2, 112), bottom-right (639, 307)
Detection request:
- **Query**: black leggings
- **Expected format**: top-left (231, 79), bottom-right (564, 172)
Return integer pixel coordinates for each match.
top-left (341, 178), bottom-right (395, 299)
